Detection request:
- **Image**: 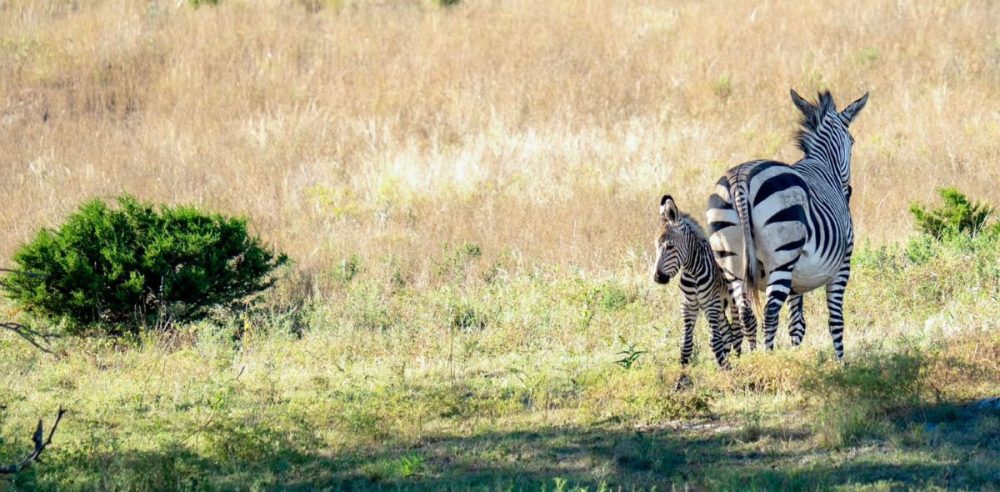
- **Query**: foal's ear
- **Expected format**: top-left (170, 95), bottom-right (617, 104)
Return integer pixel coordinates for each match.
top-left (659, 195), bottom-right (678, 223)
top-left (790, 89), bottom-right (817, 119)
top-left (840, 92), bottom-right (869, 125)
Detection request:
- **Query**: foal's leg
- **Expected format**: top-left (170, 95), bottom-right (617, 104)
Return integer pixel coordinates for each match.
top-left (705, 296), bottom-right (730, 368)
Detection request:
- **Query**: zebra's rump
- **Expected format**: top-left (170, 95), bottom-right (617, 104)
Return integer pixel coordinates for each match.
top-left (707, 160), bottom-right (809, 283)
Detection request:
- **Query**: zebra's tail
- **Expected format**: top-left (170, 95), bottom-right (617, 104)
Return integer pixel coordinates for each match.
top-left (729, 166), bottom-right (762, 315)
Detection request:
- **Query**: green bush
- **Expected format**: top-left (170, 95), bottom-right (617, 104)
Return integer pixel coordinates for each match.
top-left (2, 195), bottom-right (287, 333)
top-left (910, 187), bottom-right (996, 240)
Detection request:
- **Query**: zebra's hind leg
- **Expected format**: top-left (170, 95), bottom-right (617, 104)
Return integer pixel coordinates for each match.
top-left (762, 267), bottom-right (794, 351)
top-left (788, 292), bottom-right (806, 346)
top-left (826, 253), bottom-right (852, 361)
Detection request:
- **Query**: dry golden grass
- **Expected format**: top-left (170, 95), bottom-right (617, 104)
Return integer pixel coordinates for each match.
top-left (4, 4), bottom-right (1000, 489)
top-left (2, 0), bottom-right (999, 280)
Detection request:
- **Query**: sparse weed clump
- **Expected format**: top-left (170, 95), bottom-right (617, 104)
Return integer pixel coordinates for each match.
top-left (2, 195), bottom-right (287, 334)
top-left (724, 350), bottom-right (807, 394)
top-left (802, 350), bottom-right (929, 447)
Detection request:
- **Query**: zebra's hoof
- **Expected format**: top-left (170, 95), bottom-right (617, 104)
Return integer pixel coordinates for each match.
top-left (673, 374), bottom-right (693, 392)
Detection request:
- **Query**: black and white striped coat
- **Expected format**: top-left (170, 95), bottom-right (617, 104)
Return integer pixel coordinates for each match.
top-left (653, 195), bottom-right (752, 367)
top-left (706, 90), bottom-right (868, 360)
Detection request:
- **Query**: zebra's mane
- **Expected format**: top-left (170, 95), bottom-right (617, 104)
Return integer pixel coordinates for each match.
top-left (674, 212), bottom-right (708, 243)
top-left (794, 90), bottom-right (837, 155)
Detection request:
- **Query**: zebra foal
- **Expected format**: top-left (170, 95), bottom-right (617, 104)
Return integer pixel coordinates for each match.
top-left (707, 89), bottom-right (868, 360)
top-left (653, 195), bottom-right (751, 369)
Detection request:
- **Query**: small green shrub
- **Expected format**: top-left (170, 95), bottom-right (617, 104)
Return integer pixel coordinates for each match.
top-left (397, 454), bottom-right (426, 478)
top-left (904, 234), bottom-right (938, 265)
top-left (334, 254), bottom-right (362, 283)
top-left (435, 241), bottom-right (482, 281)
top-left (599, 283), bottom-right (634, 311)
top-left (713, 74), bottom-right (733, 100)
top-left (450, 301), bottom-right (488, 331)
top-left (910, 188), bottom-right (996, 240)
top-left (2, 195), bottom-right (287, 334)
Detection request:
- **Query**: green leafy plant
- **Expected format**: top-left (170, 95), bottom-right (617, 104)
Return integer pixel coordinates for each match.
top-left (450, 301), bottom-right (488, 331)
top-left (334, 254), bottom-right (362, 283)
top-left (614, 336), bottom-right (646, 370)
top-left (397, 454), bottom-right (425, 478)
top-left (188, 0), bottom-right (220, 7)
top-left (910, 188), bottom-right (995, 240)
top-left (2, 194), bottom-right (287, 333)
top-left (713, 74), bottom-right (733, 100)
top-left (435, 241), bottom-right (482, 282)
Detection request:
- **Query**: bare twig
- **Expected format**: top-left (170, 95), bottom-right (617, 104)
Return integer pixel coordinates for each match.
top-left (0, 322), bottom-right (59, 356)
top-left (0, 407), bottom-right (67, 475)
top-left (0, 267), bottom-right (44, 278)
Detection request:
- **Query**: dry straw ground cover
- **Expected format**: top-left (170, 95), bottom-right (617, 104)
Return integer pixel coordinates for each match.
top-left (1, 0), bottom-right (999, 489)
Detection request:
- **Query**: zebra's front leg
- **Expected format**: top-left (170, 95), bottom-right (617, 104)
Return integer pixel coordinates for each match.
top-left (706, 297), bottom-right (730, 369)
top-left (788, 292), bottom-right (806, 346)
top-left (826, 255), bottom-right (852, 361)
top-left (763, 268), bottom-right (794, 351)
top-left (674, 300), bottom-right (698, 391)
top-left (679, 301), bottom-right (698, 367)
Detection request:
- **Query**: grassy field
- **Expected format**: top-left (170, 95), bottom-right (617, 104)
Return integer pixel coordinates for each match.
top-left (1, 0), bottom-right (1000, 490)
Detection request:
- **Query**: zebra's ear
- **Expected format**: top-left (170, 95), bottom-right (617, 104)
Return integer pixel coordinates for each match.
top-left (790, 89), bottom-right (816, 119)
top-left (840, 92), bottom-right (869, 125)
top-left (659, 195), bottom-right (678, 223)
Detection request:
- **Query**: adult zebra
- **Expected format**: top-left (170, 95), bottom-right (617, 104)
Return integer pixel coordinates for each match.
top-left (706, 89), bottom-right (868, 360)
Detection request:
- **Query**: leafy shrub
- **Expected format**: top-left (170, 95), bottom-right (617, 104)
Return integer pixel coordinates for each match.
top-left (599, 283), bottom-right (634, 311)
top-left (2, 195), bottom-right (287, 333)
top-left (435, 241), bottom-right (482, 281)
top-left (334, 254), bottom-right (362, 284)
top-left (910, 187), bottom-right (996, 240)
top-left (450, 301), bottom-right (488, 331)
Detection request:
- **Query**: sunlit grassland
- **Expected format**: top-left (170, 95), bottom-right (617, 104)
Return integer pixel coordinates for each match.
top-left (1, 0), bottom-right (1000, 490)
top-left (1, 237), bottom-right (998, 489)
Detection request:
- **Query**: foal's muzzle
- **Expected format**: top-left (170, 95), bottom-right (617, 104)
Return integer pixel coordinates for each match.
top-left (653, 271), bottom-right (671, 284)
